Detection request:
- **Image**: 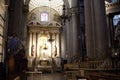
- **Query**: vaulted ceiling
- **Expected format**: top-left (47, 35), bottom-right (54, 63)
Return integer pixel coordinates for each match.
top-left (24, 0), bottom-right (72, 15)
top-left (24, 0), bottom-right (111, 15)
top-left (29, 0), bottom-right (64, 15)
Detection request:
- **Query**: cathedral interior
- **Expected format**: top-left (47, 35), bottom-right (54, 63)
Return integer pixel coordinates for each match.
top-left (0, 0), bottom-right (120, 80)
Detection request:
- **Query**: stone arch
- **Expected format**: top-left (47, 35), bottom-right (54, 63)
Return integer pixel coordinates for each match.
top-left (24, 0), bottom-right (70, 8)
top-left (27, 6), bottom-right (62, 26)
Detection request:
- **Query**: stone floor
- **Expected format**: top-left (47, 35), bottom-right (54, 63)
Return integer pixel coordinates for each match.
top-left (26, 72), bottom-right (65, 80)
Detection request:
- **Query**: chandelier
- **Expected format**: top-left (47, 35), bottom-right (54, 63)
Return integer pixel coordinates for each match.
top-left (60, 4), bottom-right (71, 25)
top-left (48, 33), bottom-right (54, 42)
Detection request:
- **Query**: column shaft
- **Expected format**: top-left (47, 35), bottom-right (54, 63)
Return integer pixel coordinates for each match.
top-left (29, 32), bottom-right (32, 57)
top-left (94, 0), bottom-right (109, 60)
top-left (71, 0), bottom-right (78, 56)
top-left (84, 0), bottom-right (95, 58)
top-left (66, 21), bottom-right (71, 60)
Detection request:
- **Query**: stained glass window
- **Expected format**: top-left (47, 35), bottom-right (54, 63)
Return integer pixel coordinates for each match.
top-left (113, 14), bottom-right (120, 26)
top-left (40, 12), bottom-right (48, 22)
top-left (111, 0), bottom-right (118, 3)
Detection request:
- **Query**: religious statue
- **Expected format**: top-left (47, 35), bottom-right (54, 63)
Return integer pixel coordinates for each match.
top-left (54, 46), bottom-right (57, 57)
top-left (31, 45), bottom-right (35, 56)
top-left (29, 13), bottom-right (39, 25)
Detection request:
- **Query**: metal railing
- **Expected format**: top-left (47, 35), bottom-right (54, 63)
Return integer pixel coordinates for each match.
top-left (64, 59), bottom-right (120, 70)
top-left (64, 59), bottom-right (120, 80)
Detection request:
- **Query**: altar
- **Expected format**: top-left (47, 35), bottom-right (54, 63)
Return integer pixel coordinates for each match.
top-left (26, 8), bottom-right (62, 71)
top-left (27, 56), bottom-right (61, 72)
top-left (26, 22), bottom-right (62, 71)
top-left (36, 65), bottom-right (53, 73)
top-left (39, 60), bottom-right (50, 66)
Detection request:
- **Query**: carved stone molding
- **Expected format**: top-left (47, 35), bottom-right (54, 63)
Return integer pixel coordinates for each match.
top-left (28, 25), bottom-right (61, 34)
top-left (106, 2), bottom-right (120, 14)
top-left (67, 7), bottom-right (80, 15)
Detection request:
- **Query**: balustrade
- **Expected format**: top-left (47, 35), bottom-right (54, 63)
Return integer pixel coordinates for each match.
top-left (64, 59), bottom-right (119, 70)
top-left (64, 59), bottom-right (120, 80)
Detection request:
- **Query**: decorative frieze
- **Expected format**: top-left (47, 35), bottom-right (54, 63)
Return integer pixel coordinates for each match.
top-left (106, 2), bottom-right (120, 14)
top-left (28, 26), bottom-right (61, 34)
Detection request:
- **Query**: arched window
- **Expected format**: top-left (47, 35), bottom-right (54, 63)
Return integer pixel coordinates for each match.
top-left (113, 14), bottom-right (120, 26)
top-left (40, 12), bottom-right (49, 22)
top-left (111, 0), bottom-right (118, 3)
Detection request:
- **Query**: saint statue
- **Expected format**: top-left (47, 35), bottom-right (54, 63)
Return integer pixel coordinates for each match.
top-left (31, 45), bottom-right (35, 56)
top-left (54, 46), bottom-right (57, 57)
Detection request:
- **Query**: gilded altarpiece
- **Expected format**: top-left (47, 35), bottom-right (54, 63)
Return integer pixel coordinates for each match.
top-left (27, 24), bottom-right (61, 68)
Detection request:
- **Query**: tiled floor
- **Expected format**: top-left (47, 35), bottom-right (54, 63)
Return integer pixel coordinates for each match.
top-left (26, 72), bottom-right (65, 80)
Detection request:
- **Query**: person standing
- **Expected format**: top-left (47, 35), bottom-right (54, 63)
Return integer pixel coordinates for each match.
top-left (9, 33), bottom-right (19, 54)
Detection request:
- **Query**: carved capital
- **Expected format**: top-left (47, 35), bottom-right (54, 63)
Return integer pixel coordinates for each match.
top-left (67, 7), bottom-right (80, 15)
top-left (23, 5), bottom-right (29, 15)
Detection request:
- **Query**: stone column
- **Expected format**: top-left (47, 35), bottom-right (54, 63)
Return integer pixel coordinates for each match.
top-left (61, 25), bottom-right (66, 58)
top-left (84, 0), bottom-right (95, 59)
top-left (66, 20), bottom-right (71, 61)
top-left (37, 33), bottom-right (40, 57)
top-left (23, 5), bottom-right (29, 46)
top-left (13, 0), bottom-right (24, 40)
top-left (56, 34), bottom-right (60, 57)
top-left (71, 0), bottom-right (78, 56)
top-left (24, 5), bottom-right (29, 58)
top-left (84, 0), bottom-right (109, 60)
top-left (59, 32), bottom-right (61, 57)
top-left (8, 0), bottom-right (15, 36)
top-left (93, 0), bottom-right (109, 60)
top-left (29, 32), bottom-right (32, 57)
top-left (106, 14), bottom-right (114, 47)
